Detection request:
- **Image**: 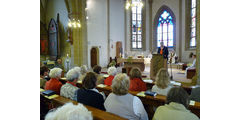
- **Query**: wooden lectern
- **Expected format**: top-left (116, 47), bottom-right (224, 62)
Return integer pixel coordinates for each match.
top-left (150, 54), bottom-right (167, 80)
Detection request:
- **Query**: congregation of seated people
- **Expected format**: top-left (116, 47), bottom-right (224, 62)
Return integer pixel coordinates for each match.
top-left (41, 65), bottom-right (199, 120)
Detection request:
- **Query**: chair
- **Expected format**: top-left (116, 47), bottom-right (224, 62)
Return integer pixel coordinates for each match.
top-left (187, 69), bottom-right (196, 79)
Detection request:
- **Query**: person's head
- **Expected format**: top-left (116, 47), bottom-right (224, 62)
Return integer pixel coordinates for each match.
top-left (192, 54), bottom-right (196, 59)
top-left (93, 65), bottom-right (102, 74)
top-left (111, 73), bottom-right (130, 95)
top-left (160, 41), bottom-right (164, 47)
top-left (49, 68), bottom-right (63, 79)
top-left (189, 52), bottom-right (194, 58)
top-left (129, 67), bottom-right (142, 79)
top-left (155, 68), bottom-right (170, 89)
top-left (107, 66), bottom-right (117, 76)
top-left (80, 65), bottom-right (88, 75)
top-left (57, 58), bottom-right (62, 64)
top-left (45, 102), bottom-right (93, 120)
top-left (166, 87), bottom-right (190, 108)
top-left (82, 72), bottom-right (97, 89)
top-left (40, 66), bottom-right (49, 77)
top-left (66, 68), bottom-right (80, 83)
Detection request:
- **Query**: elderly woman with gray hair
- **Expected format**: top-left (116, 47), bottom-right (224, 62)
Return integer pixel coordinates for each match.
top-left (152, 87), bottom-right (199, 120)
top-left (60, 68), bottom-right (80, 100)
top-left (74, 65), bottom-right (88, 82)
top-left (45, 103), bottom-right (93, 120)
top-left (104, 66), bottom-right (117, 86)
top-left (104, 73), bottom-right (148, 120)
top-left (45, 68), bottom-right (63, 94)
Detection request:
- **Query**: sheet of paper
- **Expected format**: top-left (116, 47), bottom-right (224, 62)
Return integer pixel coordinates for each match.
top-left (40, 88), bottom-right (45, 92)
top-left (45, 94), bottom-right (59, 99)
top-left (97, 84), bottom-right (106, 88)
top-left (103, 74), bottom-right (109, 78)
top-left (77, 80), bottom-right (82, 83)
top-left (143, 79), bottom-right (153, 83)
top-left (170, 81), bottom-right (181, 86)
top-left (189, 100), bottom-right (195, 106)
top-left (136, 91), bottom-right (146, 97)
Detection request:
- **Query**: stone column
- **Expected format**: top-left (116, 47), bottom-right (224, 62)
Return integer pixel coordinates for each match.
top-left (196, 0), bottom-right (200, 85)
top-left (67, 0), bottom-right (87, 66)
top-left (148, 0), bottom-right (153, 52)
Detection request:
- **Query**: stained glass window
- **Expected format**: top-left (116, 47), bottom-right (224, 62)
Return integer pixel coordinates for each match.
top-left (190, 0), bottom-right (196, 47)
top-left (131, 0), bottom-right (142, 49)
top-left (157, 10), bottom-right (174, 47)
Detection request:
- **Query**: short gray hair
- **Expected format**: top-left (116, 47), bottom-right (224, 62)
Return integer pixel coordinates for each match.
top-left (45, 102), bottom-right (93, 120)
top-left (66, 68), bottom-right (80, 82)
top-left (107, 67), bottom-right (117, 76)
top-left (49, 68), bottom-right (62, 78)
top-left (111, 73), bottom-right (129, 95)
top-left (80, 65), bottom-right (88, 75)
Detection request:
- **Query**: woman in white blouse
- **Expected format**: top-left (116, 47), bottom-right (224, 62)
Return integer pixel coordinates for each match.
top-left (104, 73), bottom-right (148, 120)
top-left (152, 68), bottom-right (172, 96)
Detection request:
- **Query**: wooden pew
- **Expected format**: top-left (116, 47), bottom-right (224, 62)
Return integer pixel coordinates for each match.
top-left (40, 93), bottom-right (127, 120)
top-left (74, 81), bottom-right (200, 119)
top-left (59, 78), bottom-right (200, 118)
top-left (144, 81), bottom-right (196, 95)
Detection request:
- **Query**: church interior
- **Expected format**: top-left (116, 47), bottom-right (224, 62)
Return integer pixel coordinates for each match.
top-left (40, 0), bottom-right (200, 119)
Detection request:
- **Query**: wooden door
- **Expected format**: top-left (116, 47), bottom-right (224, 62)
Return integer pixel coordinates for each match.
top-left (116, 42), bottom-right (122, 58)
top-left (91, 48), bottom-right (98, 68)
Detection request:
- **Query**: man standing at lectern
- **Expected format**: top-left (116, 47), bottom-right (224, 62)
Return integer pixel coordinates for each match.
top-left (157, 42), bottom-right (169, 68)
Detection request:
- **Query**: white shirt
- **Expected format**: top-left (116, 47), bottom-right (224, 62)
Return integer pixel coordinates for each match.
top-left (89, 88), bottom-right (106, 100)
top-left (151, 85), bottom-right (172, 96)
top-left (133, 96), bottom-right (149, 120)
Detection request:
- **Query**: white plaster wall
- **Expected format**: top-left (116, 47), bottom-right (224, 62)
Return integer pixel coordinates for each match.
top-left (109, 0), bottom-right (125, 58)
top-left (87, 0), bottom-right (108, 67)
top-left (180, 0), bottom-right (196, 63)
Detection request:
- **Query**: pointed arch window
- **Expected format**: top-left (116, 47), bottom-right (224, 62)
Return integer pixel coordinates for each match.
top-left (190, 0), bottom-right (196, 47)
top-left (157, 10), bottom-right (174, 48)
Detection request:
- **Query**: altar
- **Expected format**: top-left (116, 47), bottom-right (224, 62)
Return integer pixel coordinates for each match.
top-left (117, 58), bottom-right (145, 71)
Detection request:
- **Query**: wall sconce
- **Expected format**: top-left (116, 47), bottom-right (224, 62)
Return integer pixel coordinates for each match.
top-left (68, 19), bottom-right (81, 28)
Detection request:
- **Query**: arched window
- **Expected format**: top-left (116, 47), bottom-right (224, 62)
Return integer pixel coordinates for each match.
top-left (190, 0), bottom-right (196, 47)
top-left (157, 10), bottom-right (174, 48)
top-left (131, 0), bottom-right (143, 49)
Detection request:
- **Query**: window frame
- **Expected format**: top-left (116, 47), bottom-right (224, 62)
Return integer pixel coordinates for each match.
top-left (130, 0), bottom-right (144, 50)
top-left (153, 5), bottom-right (176, 51)
top-left (190, 0), bottom-right (197, 48)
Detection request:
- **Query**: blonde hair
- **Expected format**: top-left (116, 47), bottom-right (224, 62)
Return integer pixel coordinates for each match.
top-left (155, 68), bottom-right (170, 89)
top-left (111, 73), bottom-right (129, 95)
top-left (49, 68), bottom-right (62, 78)
top-left (129, 67), bottom-right (142, 79)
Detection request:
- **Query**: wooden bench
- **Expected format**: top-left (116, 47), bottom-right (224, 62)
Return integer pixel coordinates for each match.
top-left (74, 81), bottom-right (200, 119)
top-left (144, 82), bottom-right (195, 95)
top-left (40, 93), bottom-right (127, 120)
top-left (59, 78), bottom-right (200, 118)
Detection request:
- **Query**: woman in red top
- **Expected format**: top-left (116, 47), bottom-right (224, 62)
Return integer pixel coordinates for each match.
top-left (45, 67), bottom-right (63, 94)
top-left (104, 67), bottom-right (117, 86)
top-left (129, 67), bottom-right (147, 91)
